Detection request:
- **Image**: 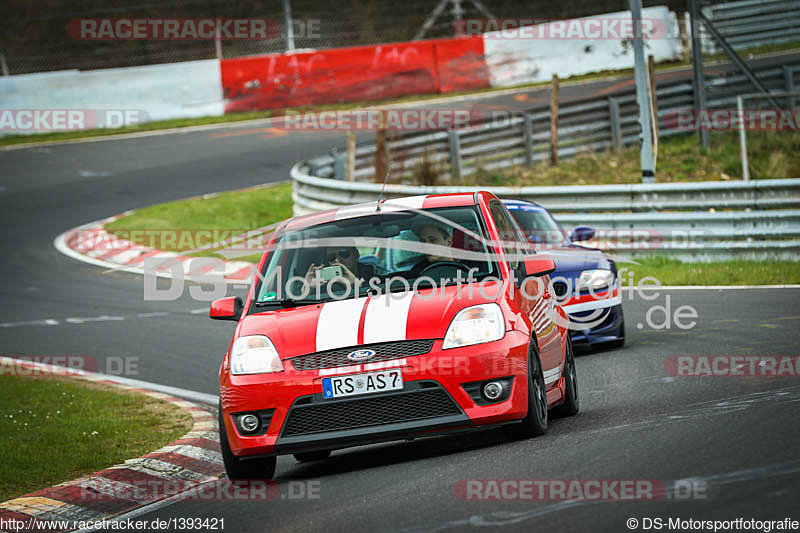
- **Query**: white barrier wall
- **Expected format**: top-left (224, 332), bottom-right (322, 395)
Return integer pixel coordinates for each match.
top-left (0, 59), bottom-right (223, 135)
top-left (483, 7), bottom-right (683, 87)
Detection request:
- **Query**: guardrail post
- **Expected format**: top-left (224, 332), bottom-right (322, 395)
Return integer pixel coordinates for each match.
top-left (689, 0), bottom-right (710, 149)
top-left (737, 95), bottom-right (750, 181)
top-left (448, 130), bottom-right (462, 181)
top-left (550, 74), bottom-right (559, 165)
top-left (375, 111), bottom-right (389, 183)
top-left (784, 66), bottom-right (796, 110)
top-left (523, 113), bottom-right (534, 167)
top-left (214, 22), bottom-right (223, 60)
top-left (648, 54), bottom-right (659, 139)
top-left (332, 149), bottom-right (347, 180)
top-left (0, 53), bottom-right (8, 76)
top-left (608, 97), bottom-right (622, 151)
top-left (346, 132), bottom-right (356, 181)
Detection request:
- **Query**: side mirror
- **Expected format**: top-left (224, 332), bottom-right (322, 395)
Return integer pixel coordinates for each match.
top-left (523, 256), bottom-right (556, 278)
top-left (210, 296), bottom-right (243, 321)
top-left (569, 226), bottom-right (595, 242)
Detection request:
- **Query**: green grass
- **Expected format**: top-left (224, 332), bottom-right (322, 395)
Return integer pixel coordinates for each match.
top-left (617, 257), bottom-right (800, 286)
top-left (463, 132), bottom-right (800, 186)
top-left (105, 182), bottom-right (293, 258)
top-left (0, 375), bottom-right (192, 503)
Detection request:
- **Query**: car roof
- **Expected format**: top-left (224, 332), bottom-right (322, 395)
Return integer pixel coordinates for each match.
top-left (283, 192), bottom-right (482, 232)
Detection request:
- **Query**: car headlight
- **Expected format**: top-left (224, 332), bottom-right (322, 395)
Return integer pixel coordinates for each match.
top-left (576, 269), bottom-right (614, 292)
top-left (230, 335), bottom-right (284, 375)
top-left (443, 303), bottom-right (505, 349)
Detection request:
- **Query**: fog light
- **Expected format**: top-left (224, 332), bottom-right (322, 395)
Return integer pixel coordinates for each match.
top-left (238, 414), bottom-right (260, 433)
top-left (482, 381), bottom-right (504, 401)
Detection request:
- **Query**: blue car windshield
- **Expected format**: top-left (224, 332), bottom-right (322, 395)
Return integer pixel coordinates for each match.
top-left (507, 207), bottom-right (567, 245)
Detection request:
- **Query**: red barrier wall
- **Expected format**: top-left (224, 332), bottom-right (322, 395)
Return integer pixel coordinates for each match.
top-left (221, 36), bottom-right (488, 113)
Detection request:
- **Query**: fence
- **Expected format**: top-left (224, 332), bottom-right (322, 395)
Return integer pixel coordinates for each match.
top-left (291, 161), bottom-right (800, 260)
top-left (303, 61), bottom-right (800, 184)
top-left (699, 0), bottom-right (800, 55)
top-left (291, 52), bottom-right (800, 261)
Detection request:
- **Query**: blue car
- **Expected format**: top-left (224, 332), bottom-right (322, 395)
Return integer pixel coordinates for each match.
top-left (503, 199), bottom-right (625, 349)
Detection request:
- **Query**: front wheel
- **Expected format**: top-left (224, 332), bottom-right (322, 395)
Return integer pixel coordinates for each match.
top-left (506, 344), bottom-right (548, 439)
top-left (553, 335), bottom-right (579, 418)
top-left (218, 404), bottom-right (277, 480)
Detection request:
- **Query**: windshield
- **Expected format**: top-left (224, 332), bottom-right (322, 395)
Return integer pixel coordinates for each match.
top-left (254, 206), bottom-right (498, 305)
top-left (507, 207), bottom-right (567, 245)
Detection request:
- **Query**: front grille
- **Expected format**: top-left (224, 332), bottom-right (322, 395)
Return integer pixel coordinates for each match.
top-left (282, 387), bottom-right (461, 437)
top-left (289, 339), bottom-right (434, 371)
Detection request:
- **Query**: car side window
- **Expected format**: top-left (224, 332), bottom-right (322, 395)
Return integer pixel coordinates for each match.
top-left (489, 201), bottom-right (524, 270)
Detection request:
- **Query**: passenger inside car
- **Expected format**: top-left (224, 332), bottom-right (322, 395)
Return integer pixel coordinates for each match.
top-left (304, 246), bottom-right (375, 289)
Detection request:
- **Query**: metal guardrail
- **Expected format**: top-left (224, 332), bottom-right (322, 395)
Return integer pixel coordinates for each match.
top-left (292, 167), bottom-right (800, 214)
top-left (304, 61), bottom-right (800, 184)
top-left (699, 0), bottom-right (800, 55)
top-left (291, 44), bottom-right (800, 260)
top-left (291, 162), bottom-right (800, 260)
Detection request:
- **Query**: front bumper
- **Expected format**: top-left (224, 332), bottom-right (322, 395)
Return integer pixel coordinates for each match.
top-left (569, 304), bottom-right (625, 345)
top-left (220, 330), bottom-right (531, 457)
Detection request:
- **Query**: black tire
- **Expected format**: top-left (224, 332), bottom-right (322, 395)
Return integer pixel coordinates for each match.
top-left (606, 308), bottom-right (626, 349)
top-left (553, 335), bottom-right (579, 418)
top-left (506, 343), bottom-right (548, 439)
top-left (293, 450), bottom-right (332, 463)
top-left (218, 404), bottom-right (277, 480)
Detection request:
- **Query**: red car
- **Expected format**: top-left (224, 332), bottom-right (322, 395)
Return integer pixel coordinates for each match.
top-left (210, 191), bottom-right (579, 479)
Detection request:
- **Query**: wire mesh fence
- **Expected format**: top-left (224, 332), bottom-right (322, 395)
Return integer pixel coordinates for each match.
top-left (0, 0), bottom-right (692, 75)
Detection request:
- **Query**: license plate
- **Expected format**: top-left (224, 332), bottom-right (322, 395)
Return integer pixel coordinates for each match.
top-left (322, 369), bottom-right (403, 399)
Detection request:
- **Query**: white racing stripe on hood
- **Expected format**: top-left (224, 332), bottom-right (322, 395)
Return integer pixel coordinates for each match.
top-left (315, 297), bottom-right (368, 351)
top-left (363, 292), bottom-right (413, 344)
top-left (381, 195), bottom-right (427, 211)
top-left (333, 196), bottom-right (427, 221)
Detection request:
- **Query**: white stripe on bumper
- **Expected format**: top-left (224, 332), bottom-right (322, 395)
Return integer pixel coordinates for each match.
top-left (562, 295), bottom-right (622, 314)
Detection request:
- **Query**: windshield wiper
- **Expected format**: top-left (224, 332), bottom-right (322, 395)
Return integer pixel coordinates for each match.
top-left (254, 298), bottom-right (325, 308)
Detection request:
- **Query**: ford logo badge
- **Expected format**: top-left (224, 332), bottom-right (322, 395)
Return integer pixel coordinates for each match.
top-left (347, 349), bottom-right (376, 362)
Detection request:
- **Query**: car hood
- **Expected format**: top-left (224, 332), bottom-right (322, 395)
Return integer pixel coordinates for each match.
top-left (238, 282), bottom-right (504, 359)
top-left (547, 247), bottom-right (613, 276)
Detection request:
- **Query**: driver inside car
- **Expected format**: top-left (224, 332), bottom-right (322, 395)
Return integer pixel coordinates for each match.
top-left (405, 222), bottom-right (456, 277)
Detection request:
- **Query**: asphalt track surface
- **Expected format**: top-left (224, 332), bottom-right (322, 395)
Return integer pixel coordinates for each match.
top-left (1, 53), bottom-right (799, 532)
